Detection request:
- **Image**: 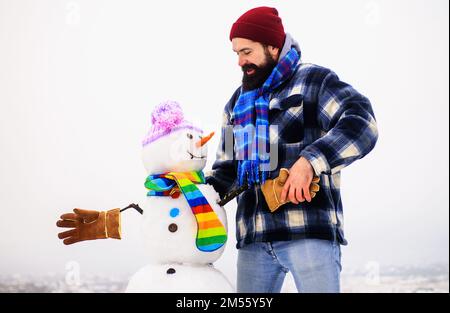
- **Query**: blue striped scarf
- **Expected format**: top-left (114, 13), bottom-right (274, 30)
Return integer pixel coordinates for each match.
top-left (233, 48), bottom-right (300, 186)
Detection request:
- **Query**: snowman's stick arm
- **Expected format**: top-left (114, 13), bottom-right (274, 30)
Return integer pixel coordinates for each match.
top-left (120, 203), bottom-right (143, 215)
top-left (217, 184), bottom-right (249, 207)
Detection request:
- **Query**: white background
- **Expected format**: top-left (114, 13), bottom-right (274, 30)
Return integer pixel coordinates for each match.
top-left (0, 0), bottom-right (448, 288)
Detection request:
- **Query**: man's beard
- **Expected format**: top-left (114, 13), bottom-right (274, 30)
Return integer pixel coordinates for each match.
top-left (241, 50), bottom-right (277, 91)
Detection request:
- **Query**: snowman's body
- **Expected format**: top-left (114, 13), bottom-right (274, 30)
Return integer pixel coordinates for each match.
top-left (125, 102), bottom-right (234, 293)
top-left (126, 263), bottom-right (232, 293)
top-left (126, 185), bottom-right (233, 292)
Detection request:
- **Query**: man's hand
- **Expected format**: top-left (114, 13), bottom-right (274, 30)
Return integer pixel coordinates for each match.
top-left (280, 157), bottom-right (316, 204)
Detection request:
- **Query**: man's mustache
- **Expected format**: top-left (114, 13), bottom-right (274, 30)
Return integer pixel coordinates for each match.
top-left (242, 64), bottom-right (259, 73)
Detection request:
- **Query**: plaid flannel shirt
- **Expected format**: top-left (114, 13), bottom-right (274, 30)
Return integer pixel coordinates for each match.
top-left (206, 63), bottom-right (378, 249)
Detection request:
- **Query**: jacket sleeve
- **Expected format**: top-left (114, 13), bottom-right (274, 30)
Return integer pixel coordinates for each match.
top-left (299, 70), bottom-right (379, 175)
top-left (205, 89), bottom-right (240, 198)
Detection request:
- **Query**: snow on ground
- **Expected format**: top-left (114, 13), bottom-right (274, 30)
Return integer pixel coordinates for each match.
top-left (0, 264), bottom-right (448, 293)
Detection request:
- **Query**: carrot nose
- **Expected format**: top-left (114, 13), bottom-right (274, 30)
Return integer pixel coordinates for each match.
top-left (196, 132), bottom-right (215, 147)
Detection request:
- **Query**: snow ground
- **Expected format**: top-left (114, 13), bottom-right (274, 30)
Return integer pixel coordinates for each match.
top-left (1, 264), bottom-right (447, 293)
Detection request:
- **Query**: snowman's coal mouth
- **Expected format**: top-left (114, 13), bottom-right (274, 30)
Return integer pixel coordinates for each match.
top-left (187, 151), bottom-right (206, 160)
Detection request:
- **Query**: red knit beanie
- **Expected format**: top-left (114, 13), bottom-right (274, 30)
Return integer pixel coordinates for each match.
top-left (229, 7), bottom-right (286, 49)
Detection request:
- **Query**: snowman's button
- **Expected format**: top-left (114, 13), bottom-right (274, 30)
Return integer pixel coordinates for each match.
top-left (168, 223), bottom-right (178, 232)
top-left (166, 268), bottom-right (176, 274)
top-left (169, 208), bottom-right (180, 218)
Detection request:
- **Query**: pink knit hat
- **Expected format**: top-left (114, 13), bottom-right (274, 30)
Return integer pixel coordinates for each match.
top-left (142, 101), bottom-right (203, 146)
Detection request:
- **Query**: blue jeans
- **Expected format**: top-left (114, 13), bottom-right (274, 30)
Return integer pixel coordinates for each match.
top-left (237, 239), bottom-right (342, 293)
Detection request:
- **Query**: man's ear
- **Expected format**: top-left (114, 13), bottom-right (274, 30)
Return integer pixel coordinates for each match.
top-left (268, 45), bottom-right (280, 60)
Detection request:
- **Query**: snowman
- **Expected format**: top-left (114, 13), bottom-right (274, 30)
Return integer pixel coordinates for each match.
top-left (56, 101), bottom-right (234, 293)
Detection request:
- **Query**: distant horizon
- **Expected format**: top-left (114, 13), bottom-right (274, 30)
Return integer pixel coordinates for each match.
top-left (1, 262), bottom-right (448, 293)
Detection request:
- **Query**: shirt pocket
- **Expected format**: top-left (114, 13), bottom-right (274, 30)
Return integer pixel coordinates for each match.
top-left (270, 94), bottom-right (305, 144)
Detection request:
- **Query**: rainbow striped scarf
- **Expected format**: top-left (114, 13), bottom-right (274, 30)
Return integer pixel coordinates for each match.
top-left (145, 171), bottom-right (227, 252)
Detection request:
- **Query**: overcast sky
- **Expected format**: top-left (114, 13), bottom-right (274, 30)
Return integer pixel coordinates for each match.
top-left (0, 0), bottom-right (448, 284)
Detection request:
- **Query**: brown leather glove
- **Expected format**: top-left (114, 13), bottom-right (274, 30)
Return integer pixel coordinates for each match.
top-left (57, 208), bottom-right (121, 245)
top-left (261, 168), bottom-right (320, 213)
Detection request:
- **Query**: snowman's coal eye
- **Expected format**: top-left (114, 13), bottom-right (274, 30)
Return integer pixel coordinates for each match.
top-left (187, 133), bottom-right (193, 140)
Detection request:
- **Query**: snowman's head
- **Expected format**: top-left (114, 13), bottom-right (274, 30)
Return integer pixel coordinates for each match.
top-left (142, 101), bottom-right (214, 174)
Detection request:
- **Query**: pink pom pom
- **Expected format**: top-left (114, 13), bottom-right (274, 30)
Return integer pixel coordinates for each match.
top-left (151, 100), bottom-right (184, 130)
